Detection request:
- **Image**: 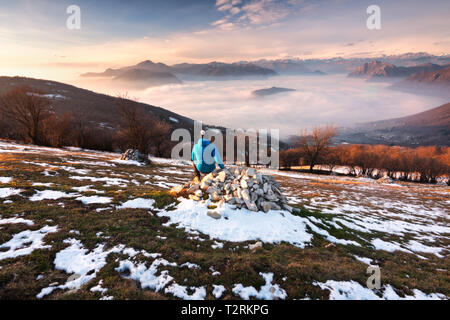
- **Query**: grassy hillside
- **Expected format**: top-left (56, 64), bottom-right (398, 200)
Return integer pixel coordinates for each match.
top-left (0, 141), bottom-right (448, 300)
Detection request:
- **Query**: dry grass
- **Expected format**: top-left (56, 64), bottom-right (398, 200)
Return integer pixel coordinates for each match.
top-left (0, 146), bottom-right (448, 300)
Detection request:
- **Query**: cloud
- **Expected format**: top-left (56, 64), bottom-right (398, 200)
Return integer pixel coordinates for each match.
top-left (213, 0), bottom-right (294, 28)
top-left (216, 0), bottom-right (230, 6)
top-left (230, 7), bottom-right (241, 15)
top-left (98, 74), bottom-right (446, 137)
top-left (1, 0), bottom-right (449, 82)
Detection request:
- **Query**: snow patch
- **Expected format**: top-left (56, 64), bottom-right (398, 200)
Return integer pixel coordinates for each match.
top-left (354, 255), bottom-right (372, 265)
top-left (32, 182), bottom-right (55, 187)
top-left (0, 217), bottom-right (34, 226)
top-left (232, 272), bottom-right (287, 300)
top-left (165, 284), bottom-right (207, 300)
top-left (30, 190), bottom-right (79, 201)
top-left (115, 258), bottom-right (176, 292)
top-left (72, 185), bottom-right (105, 194)
top-left (90, 280), bottom-right (109, 295)
top-left (0, 225), bottom-right (58, 261)
top-left (371, 238), bottom-right (412, 254)
top-left (158, 198), bottom-right (313, 247)
top-left (117, 198), bottom-right (155, 209)
top-left (76, 196), bottom-right (112, 205)
top-left (111, 159), bottom-right (145, 167)
top-left (0, 177), bottom-right (13, 184)
top-left (212, 285), bottom-right (226, 299)
top-left (36, 239), bottom-right (124, 299)
top-left (0, 188), bottom-right (22, 198)
top-left (315, 280), bottom-right (447, 300)
top-left (180, 262), bottom-right (201, 269)
top-left (70, 176), bottom-right (128, 187)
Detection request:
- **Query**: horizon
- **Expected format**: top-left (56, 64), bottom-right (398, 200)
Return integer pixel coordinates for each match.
top-left (1, 0), bottom-right (450, 82)
top-left (0, 0), bottom-right (449, 138)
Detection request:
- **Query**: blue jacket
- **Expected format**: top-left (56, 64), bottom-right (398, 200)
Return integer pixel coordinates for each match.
top-left (192, 138), bottom-right (225, 173)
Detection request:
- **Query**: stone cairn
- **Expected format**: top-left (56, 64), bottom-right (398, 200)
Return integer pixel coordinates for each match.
top-left (120, 149), bottom-right (151, 165)
top-left (170, 166), bottom-right (295, 214)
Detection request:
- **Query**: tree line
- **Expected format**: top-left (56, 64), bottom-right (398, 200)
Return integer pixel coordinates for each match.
top-left (280, 126), bottom-right (449, 184)
top-left (1, 86), bottom-right (448, 182)
top-left (0, 86), bottom-right (173, 157)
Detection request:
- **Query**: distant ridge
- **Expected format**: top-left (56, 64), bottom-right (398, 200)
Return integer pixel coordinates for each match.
top-left (403, 65), bottom-right (450, 85)
top-left (338, 102), bottom-right (450, 146)
top-left (81, 60), bottom-right (276, 87)
top-left (348, 60), bottom-right (444, 79)
top-left (365, 102), bottom-right (450, 128)
top-left (390, 66), bottom-right (450, 99)
top-left (113, 68), bottom-right (182, 87)
top-left (252, 87), bottom-right (296, 97)
top-left (80, 53), bottom-right (450, 88)
top-left (0, 76), bottom-right (194, 131)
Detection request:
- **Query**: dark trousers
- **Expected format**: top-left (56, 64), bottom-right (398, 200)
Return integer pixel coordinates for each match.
top-left (193, 163), bottom-right (201, 180)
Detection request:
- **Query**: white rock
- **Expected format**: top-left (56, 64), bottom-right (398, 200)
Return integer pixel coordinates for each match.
top-left (207, 211), bottom-right (222, 220)
top-left (200, 181), bottom-right (209, 191)
top-left (269, 202), bottom-right (281, 210)
top-left (249, 241), bottom-right (262, 250)
top-left (202, 173), bottom-right (214, 183)
top-left (241, 189), bottom-right (250, 202)
top-left (256, 173), bottom-right (263, 184)
top-left (207, 187), bottom-right (219, 195)
top-left (194, 190), bottom-right (203, 197)
top-left (187, 184), bottom-right (200, 193)
top-left (261, 202), bottom-right (271, 213)
top-left (216, 171), bottom-right (226, 183)
top-left (255, 189), bottom-right (264, 197)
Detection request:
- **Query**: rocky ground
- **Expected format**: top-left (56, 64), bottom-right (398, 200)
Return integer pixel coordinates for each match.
top-left (0, 140), bottom-right (448, 300)
top-left (170, 167), bottom-right (294, 215)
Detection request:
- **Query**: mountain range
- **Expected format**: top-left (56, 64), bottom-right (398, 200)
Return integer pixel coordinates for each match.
top-left (401, 65), bottom-right (450, 85)
top-left (82, 60), bottom-right (277, 86)
top-left (0, 76), bottom-right (194, 131)
top-left (348, 61), bottom-right (445, 79)
top-left (81, 52), bottom-right (450, 88)
top-left (246, 52), bottom-right (450, 75)
top-left (1, 75), bottom-right (448, 149)
top-left (388, 65), bottom-right (450, 99)
top-left (338, 102), bottom-right (450, 146)
top-left (248, 59), bottom-right (326, 75)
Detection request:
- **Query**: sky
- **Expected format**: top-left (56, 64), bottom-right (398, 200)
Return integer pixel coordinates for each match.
top-left (0, 0), bottom-right (449, 81)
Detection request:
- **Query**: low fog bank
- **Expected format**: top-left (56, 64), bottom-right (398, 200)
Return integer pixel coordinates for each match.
top-left (72, 75), bottom-right (447, 137)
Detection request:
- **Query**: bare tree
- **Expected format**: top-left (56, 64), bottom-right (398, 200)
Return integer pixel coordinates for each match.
top-left (279, 142), bottom-right (449, 184)
top-left (44, 112), bottom-right (75, 147)
top-left (296, 125), bottom-right (338, 172)
top-left (323, 147), bottom-right (340, 174)
top-left (0, 86), bottom-right (52, 145)
top-left (150, 119), bottom-right (172, 157)
top-left (279, 148), bottom-right (302, 170)
top-left (116, 94), bottom-right (172, 157)
top-left (116, 94), bottom-right (153, 155)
